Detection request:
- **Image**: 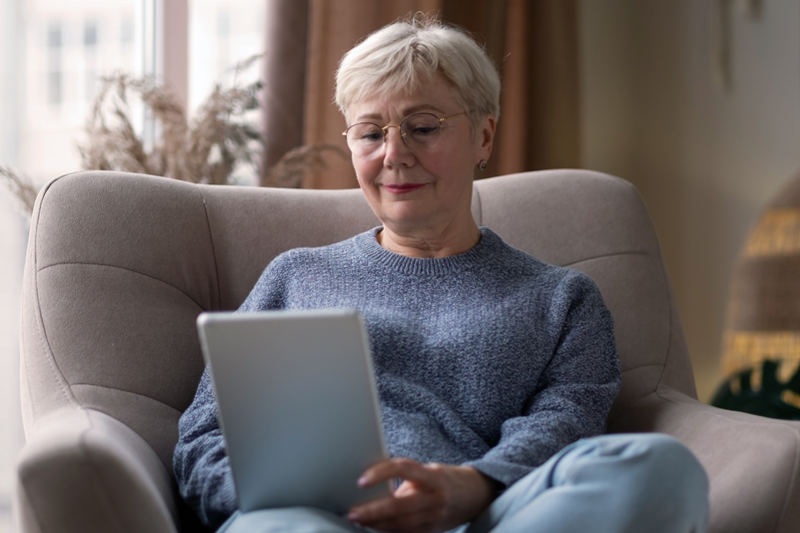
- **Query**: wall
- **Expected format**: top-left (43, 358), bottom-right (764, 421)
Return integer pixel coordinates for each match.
top-left (579, 0), bottom-right (800, 402)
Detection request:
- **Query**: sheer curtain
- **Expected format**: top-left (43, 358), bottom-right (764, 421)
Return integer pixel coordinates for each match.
top-left (259, 0), bottom-right (580, 188)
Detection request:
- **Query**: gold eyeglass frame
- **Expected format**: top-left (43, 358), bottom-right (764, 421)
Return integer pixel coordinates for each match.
top-left (342, 111), bottom-right (467, 146)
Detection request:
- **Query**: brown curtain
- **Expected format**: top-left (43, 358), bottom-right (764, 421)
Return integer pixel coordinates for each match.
top-left (494, 0), bottom-right (580, 176)
top-left (260, 0), bottom-right (309, 178)
top-left (261, 0), bottom-right (580, 188)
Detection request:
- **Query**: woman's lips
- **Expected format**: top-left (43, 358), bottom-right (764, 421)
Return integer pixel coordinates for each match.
top-left (383, 183), bottom-right (426, 194)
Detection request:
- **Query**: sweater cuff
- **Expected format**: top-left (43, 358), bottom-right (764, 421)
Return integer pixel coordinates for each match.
top-left (462, 458), bottom-right (535, 490)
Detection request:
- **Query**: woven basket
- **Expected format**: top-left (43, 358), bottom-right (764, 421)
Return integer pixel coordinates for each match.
top-left (713, 173), bottom-right (800, 417)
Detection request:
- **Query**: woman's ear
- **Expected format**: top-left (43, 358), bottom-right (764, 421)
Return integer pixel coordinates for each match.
top-left (476, 114), bottom-right (496, 163)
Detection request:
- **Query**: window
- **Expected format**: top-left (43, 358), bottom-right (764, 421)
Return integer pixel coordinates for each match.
top-left (188, 0), bottom-right (265, 184)
top-left (46, 21), bottom-right (62, 106)
top-left (84, 20), bottom-right (98, 46)
top-left (189, 0), bottom-right (264, 112)
top-left (121, 15), bottom-right (134, 44)
top-left (84, 20), bottom-right (98, 102)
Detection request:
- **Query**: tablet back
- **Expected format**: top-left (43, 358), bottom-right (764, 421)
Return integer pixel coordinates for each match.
top-left (197, 309), bottom-right (390, 514)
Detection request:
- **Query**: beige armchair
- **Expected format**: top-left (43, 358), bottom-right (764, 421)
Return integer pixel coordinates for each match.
top-left (15, 169), bottom-right (800, 533)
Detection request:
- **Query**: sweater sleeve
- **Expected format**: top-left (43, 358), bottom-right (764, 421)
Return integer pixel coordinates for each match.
top-left (173, 255), bottom-right (293, 528)
top-left (173, 370), bottom-right (236, 528)
top-left (464, 271), bottom-right (621, 487)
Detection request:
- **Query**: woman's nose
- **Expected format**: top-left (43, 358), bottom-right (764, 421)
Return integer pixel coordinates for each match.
top-left (383, 127), bottom-right (413, 166)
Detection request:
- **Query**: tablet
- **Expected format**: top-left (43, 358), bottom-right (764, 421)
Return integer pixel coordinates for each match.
top-left (197, 309), bottom-right (390, 514)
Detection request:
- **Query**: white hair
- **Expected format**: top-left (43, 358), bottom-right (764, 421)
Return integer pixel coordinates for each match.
top-left (335, 15), bottom-right (501, 130)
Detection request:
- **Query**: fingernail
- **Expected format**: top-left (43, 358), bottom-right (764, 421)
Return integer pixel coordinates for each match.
top-left (357, 476), bottom-right (368, 487)
top-left (348, 512), bottom-right (360, 522)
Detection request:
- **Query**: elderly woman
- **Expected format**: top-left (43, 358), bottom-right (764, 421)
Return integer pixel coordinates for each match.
top-left (175, 16), bottom-right (709, 533)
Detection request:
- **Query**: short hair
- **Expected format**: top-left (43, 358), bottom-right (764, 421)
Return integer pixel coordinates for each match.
top-left (335, 15), bottom-right (501, 130)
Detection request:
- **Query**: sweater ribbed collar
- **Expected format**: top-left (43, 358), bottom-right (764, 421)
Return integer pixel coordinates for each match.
top-left (354, 226), bottom-right (506, 276)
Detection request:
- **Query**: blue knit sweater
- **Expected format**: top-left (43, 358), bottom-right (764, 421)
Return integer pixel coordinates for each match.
top-left (174, 227), bottom-right (621, 528)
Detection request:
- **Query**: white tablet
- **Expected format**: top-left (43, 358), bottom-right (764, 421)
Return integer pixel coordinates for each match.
top-left (197, 309), bottom-right (390, 515)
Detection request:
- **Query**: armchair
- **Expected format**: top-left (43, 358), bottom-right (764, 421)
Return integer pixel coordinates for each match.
top-left (15, 169), bottom-right (800, 532)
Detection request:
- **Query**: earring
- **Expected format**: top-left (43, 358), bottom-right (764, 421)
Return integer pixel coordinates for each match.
top-left (479, 160), bottom-right (488, 171)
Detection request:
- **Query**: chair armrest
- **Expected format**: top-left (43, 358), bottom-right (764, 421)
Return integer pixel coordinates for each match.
top-left (15, 408), bottom-right (178, 533)
top-left (610, 387), bottom-right (800, 533)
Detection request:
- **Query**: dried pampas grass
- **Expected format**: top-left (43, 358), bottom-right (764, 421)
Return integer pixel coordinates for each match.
top-left (264, 144), bottom-right (348, 188)
top-left (1, 54), bottom-right (349, 216)
top-left (80, 54), bottom-right (263, 184)
top-left (0, 165), bottom-right (38, 214)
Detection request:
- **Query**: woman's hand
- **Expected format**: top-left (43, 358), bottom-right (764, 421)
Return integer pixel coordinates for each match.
top-left (348, 459), bottom-right (499, 533)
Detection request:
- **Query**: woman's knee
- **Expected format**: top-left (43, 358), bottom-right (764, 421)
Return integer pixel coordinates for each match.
top-left (624, 434), bottom-right (708, 491)
top-left (564, 434), bottom-right (708, 488)
top-left (562, 434), bottom-right (709, 530)
top-left (483, 434), bottom-right (709, 533)
top-left (631, 434), bottom-right (709, 530)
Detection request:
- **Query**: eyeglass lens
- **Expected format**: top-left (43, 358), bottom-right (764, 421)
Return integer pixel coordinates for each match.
top-left (345, 113), bottom-right (444, 158)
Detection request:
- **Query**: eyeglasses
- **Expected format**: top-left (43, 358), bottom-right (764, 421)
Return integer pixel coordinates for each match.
top-left (342, 112), bottom-right (467, 160)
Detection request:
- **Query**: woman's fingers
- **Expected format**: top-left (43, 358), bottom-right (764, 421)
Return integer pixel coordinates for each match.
top-left (358, 458), bottom-right (441, 490)
top-left (350, 461), bottom-right (496, 533)
top-left (349, 487), bottom-right (429, 521)
top-left (349, 488), bottom-right (442, 533)
top-left (349, 461), bottom-right (452, 533)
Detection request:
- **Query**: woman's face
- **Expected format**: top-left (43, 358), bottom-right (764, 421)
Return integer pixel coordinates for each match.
top-left (347, 73), bottom-right (495, 237)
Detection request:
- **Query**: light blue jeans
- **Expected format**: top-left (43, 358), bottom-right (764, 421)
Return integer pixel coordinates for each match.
top-left (218, 433), bottom-right (710, 533)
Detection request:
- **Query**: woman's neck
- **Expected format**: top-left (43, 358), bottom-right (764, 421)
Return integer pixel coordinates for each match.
top-left (376, 219), bottom-right (482, 259)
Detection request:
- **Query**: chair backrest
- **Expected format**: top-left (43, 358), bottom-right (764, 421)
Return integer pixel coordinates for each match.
top-left (20, 169), bottom-right (697, 475)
